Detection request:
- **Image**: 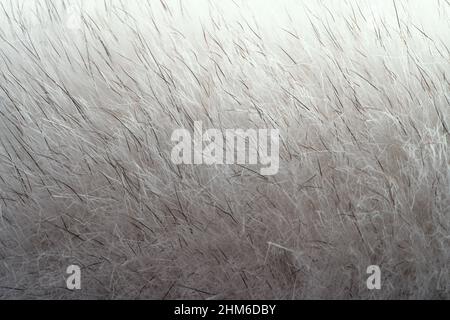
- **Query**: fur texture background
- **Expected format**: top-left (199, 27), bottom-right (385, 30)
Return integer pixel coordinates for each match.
top-left (0, 0), bottom-right (448, 299)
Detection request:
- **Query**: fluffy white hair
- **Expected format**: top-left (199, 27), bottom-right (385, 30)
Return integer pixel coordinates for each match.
top-left (0, 0), bottom-right (448, 299)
